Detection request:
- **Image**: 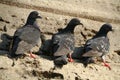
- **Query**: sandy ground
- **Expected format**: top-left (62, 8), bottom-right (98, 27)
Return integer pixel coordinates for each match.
top-left (0, 0), bottom-right (120, 80)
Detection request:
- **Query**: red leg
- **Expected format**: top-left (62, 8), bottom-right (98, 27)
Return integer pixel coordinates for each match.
top-left (68, 54), bottom-right (74, 62)
top-left (29, 52), bottom-right (36, 58)
top-left (102, 56), bottom-right (111, 70)
top-left (103, 61), bottom-right (111, 70)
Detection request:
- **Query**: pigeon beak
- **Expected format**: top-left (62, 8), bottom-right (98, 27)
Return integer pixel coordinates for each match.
top-left (79, 23), bottom-right (84, 27)
top-left (37, 16), bottom-right (42, 19)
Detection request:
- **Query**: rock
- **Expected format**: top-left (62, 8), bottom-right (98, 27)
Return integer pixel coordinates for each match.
top-left (11, 15), bottom-right (17, 17)
top-left (114, 50), bottom-right (120, 56)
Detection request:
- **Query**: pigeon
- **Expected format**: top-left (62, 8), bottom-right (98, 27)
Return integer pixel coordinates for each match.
top-left (52, 18), bottom-right (83, 67)
top-left (10, 11), bottom-right (42, 59)
top-left (82, 23), bottom-right (113, 70)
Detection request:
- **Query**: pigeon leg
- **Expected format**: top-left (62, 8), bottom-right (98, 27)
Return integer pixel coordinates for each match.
top-left (29, 51), bottom-right (36, 58)
top-left (102, 56), bottom-right (111, 70)
top-left (68, 53), bottom-right (74, 62)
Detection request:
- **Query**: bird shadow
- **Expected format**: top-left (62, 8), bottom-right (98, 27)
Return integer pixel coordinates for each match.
top-left (0, 33), bottom-right (12, 56)
top-left (38, 55), bottom-right (54, 61)
top-left (72, 46), bottom-right (86, 64)
top-left (72, 46), bottom-right (84, 59)
top-left (73, 46), bottom-right (96, 67)
top-left (37, 39), bottom-right (54, 61)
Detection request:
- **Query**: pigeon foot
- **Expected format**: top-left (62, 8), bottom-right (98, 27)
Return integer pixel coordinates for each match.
top-left (68, 54), bottom-right (74, 62)
top-left (68, 58), bottom-right (74, 62)
top-left (29, 53), bottom-right (36, 58)
top-left (103, 62), bottom-right (111, 70)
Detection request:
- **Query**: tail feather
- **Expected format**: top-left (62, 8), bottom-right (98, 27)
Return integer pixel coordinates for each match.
top-left (54, 55), bottom-right (68, 68)
top-left (82, 57), bottom-right (94, 67)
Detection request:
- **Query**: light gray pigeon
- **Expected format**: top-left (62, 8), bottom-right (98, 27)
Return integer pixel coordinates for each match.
top-left (82, 23), bottom-right (113, 70)
top-left (52, 18), bottom-right (83, 67)
top-left (10, 11), bottom-right (42, 59)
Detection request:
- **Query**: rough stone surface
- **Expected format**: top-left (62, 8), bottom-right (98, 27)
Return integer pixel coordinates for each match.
top-left (0, 0), bottom-right (120, 80)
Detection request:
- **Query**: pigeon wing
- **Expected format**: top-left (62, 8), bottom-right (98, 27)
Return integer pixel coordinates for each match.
top-left (19, 26), bottom-right (41, 45)
top-left (54, 35), bottom-right (74, 56)
top-left (83, 37), bottom-right (110, 57)
top-left (15, 40), bottom-right (33, 54)
top-left (13, 25), bottom-right (41, 54)
top-left (52, 33), bottom-right (62, 53)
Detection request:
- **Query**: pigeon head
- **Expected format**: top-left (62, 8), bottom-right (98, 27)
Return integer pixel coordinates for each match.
top-left (64, 18), bottom-right (83, 33)
top-left (25, 11), bottom-right (42, 25)
top-left (28, 11), bottom-right (42, 19)
top-left (100, 23), bottom-right (113, 32)
top-left (68, 18), bottom-right (83, 27)
top-left (94, 23), bottom-right (113, 38)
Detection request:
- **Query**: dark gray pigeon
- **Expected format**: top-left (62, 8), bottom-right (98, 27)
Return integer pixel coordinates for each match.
top-left (10, 11), bottom-right (42, 59)
top-left (52, 18), bottom-right (83, 67)
top-left (82, 23), bottom-right (113, 70)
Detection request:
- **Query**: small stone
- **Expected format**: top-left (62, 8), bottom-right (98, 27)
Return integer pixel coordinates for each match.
top-left (3, 25), bottom-right (7, 32)
top-left (89, 65), bottom-right (94, 69)
top-left (21, 18), bottom-right (25, 23)
top-left (45, 17), bottom-right (50, 20)
top-left (11, 15), bottom-right (17, 17)
top-left (114, 50), bottom-right (120, 56)
top-left (83, 70), bottom-right (85, 72)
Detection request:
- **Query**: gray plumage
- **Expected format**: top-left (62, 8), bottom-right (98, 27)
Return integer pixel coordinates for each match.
top-left (52, 18), bottom-right (83, 67)
top-left (82, 23), bottom-right (113, 67)
top-left (53, 33), bottom-right (74, 56)
top-left (52, 18), bottom-right (83, 57)
top-left (83, 36), bottom-right (110, 57)
top-left (11, 11), bottom-right (42, 57)
top-left (53, 55), bottom-right (68, 68)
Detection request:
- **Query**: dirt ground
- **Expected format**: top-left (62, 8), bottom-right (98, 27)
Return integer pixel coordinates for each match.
top-left (0, 0), bottom-right (120, 80)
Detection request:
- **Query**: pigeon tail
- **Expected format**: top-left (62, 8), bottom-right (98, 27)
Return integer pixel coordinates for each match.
top-left (82, 57), bottom-right (95, 67)
top-left (54, 55), bottom-right (68, 68)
